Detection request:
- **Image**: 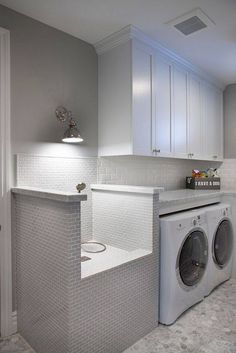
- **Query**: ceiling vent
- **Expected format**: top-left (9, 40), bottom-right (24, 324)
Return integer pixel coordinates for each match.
top-left (167, 8), bottom-right (215, 36)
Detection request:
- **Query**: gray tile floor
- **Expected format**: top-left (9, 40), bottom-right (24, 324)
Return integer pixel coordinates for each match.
top-left (1, 280), bottom-right (236, 353)
top-left (0, 334), bottom-right (34, 353)
top-left (125, 279), bottom-right (236, 353)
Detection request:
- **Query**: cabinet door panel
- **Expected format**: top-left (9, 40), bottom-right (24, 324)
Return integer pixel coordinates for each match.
top-left (154, 56), bottom-right (172, 155)
top-left (172, 65), bottom-right (188, 157)
top-left (215, 90), bottom-right (223, 159)
top-left (188, 75), bottom-right (203, 158)
top-left (132, 42), bottom-right (153, 156)
top-left (204, 84), bottom-right (223, 160)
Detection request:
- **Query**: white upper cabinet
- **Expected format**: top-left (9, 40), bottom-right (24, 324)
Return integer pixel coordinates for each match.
top-left (96, 26), bottom-right (224, 161)
top-left (203, 83), bottom-right (223, 160)
top-left (153, 55), bottom-right (172, 157)
top-left (172, 64), bottom-right (188, 158)
top-left (98, 39), bottom-right (154, 156)
top-left (132, 41), bottom-right (154, 156)
top-left (188, 74), bottom-right (203, 160)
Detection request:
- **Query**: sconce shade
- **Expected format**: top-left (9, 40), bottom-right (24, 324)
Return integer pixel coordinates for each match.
top-left (62, 122), bottom-right (83, 143)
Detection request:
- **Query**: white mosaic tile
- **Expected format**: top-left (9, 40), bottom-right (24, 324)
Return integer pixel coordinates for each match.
top-left (92, 191), bottom-right (153, 251)
top-left (3, 280), bottom-right (236, 353)
top-left (14, 194), bottom-right (81, 353)
top-left (17, 154), bottom-right (97, 242)
top-left (14, 190), bottom-right (159, 353)
top-left (98, 156), bottom-right (221, 190)
top-left (219, 158), bottom-right (236, 190)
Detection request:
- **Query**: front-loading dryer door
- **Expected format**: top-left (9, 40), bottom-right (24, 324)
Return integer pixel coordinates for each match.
top-left (177, 230), bottom-right (208, 288)
top-left (213, 219), bottom-right (233, 268)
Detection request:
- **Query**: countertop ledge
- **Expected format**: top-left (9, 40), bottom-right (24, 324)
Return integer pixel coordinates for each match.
top-left (90, 184), bottom-right (164, 195)
top-left (158, 189), bottom-right (236, 215)
top-left (11, 187), bottom-right (87, 202)
top-left (159, 189), bottom-right (236, 203)
top-left (159, 189), bottom-right (223, 203)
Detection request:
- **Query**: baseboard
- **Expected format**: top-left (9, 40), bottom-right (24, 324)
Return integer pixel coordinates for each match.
top-left (11, 311), bottom-right (17, 334)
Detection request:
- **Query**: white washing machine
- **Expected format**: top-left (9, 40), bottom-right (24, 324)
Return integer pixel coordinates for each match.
top-left (159, 209), bottom-right (208, 325)
top-left (204, 203), bottom-right (234, 296)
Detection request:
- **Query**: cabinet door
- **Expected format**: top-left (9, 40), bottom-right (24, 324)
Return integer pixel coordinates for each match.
top-left (153, 55), bottom-right (172, 156)
top-left (172, 65), bottom-right (188, 158)
top-left (204, 84), bottom-right (223, 160)
top-left (132, 40), bottom-right (154, 156)
top-left (188, 74), bottom-right (203, 159)
top-left (215, 89), bottom-right (223, 160)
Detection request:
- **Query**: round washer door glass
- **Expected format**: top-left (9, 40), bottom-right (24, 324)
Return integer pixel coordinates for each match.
top-left (179, 230), bottom-right (208, 287)
top-left (214, 220), bottom-right (233, 268)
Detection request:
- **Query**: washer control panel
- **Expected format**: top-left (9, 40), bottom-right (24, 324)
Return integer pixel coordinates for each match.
top-left (175, 212), bottom-right (206, 231)
top-left (192, 219), bottom-right (197, 226)
top-left (222, 206), bottom-right (231, 218)
top-left (192, 213), bottom-right (206, 227)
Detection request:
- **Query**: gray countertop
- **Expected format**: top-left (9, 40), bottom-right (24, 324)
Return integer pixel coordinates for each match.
top-left (159, 189), bottom-right (236, 215)
top-left (91, 184), bottom-right (164, 195)
top-left (159, 189), bottom-right (224, 202)
top-left (12, 186), bottom-right (236, 208)
top-left (11, 187), bottom-right (87, 202)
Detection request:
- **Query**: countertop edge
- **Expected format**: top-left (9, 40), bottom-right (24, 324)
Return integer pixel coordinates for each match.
top-left (90, 184), bottom-right (164, 195)
top-left (158, 189), bottom-right (236, 215)
top-left (11, 187), bottom-right (87, 202)
top-left (159, 190), bottom-right (224, 204)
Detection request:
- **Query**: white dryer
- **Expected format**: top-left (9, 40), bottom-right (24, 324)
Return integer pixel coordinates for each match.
top-left (159, 209), bottom-right (208, 325)
top-left (204, 203), bottom-right (234, 296)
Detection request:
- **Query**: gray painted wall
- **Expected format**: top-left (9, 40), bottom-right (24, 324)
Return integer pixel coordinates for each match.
top-left (0, 4), bottom-right (98, 158)
top-left (224, 84), bottom-right (236, 158)
top-left (0, 4), bottom-right (98, 314)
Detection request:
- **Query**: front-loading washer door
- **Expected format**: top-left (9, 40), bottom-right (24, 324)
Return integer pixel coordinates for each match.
top-left (178, 230), bottom-right (208, 287)
top-left (213, 219), bottom-right (233, 268)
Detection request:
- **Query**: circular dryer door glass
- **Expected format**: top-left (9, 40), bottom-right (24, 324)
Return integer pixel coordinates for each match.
top-left (179, 231), bottom-right (208, 287)
top-left (214, 220), bottom-right (233, 268)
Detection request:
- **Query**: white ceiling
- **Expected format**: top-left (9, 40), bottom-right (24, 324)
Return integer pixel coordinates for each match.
top-left (1, 0), bottom-right (236, 86)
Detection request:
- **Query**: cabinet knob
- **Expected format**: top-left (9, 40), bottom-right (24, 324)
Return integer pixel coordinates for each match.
top-left (153, 149), bottom-right (160, 153)
top-left (213, 155), bottom-right (218, 159)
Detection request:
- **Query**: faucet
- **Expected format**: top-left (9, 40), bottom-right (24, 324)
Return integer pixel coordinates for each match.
top-left (76, 182), bottom-right (86, 193)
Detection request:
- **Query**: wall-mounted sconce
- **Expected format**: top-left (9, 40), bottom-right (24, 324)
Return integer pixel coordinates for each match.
top-left (55, 106), bottom-right (83, 143)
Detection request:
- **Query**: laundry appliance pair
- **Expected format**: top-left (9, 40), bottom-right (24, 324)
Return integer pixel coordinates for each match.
top-left (159, 203), bottom-right (234, 325)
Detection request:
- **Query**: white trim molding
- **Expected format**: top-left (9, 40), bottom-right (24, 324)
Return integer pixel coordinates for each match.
top-left (0, 27), bottom-right (13, 337)
top-left (11, 311), bottom-right (17, 334)
top-left (94, 25), bottom-right (224, 90)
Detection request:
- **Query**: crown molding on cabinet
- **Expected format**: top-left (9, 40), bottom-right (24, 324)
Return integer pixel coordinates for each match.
top-left (94, 25), bottom-right (225, 90)
top-left (94, 25), bottom-right (133, 55)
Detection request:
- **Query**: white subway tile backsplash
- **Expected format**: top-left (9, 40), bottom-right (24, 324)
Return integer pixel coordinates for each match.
top-left (16, 154), bottom-right (223, 244)
top-left (98, 156), bottom-right (221, 190)
top-left (17, 154), bottom-right (97, 242)
top-left (219, 159), bottom-right (236, 190)
top-left (17, 154), bottom-right (221, 195)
